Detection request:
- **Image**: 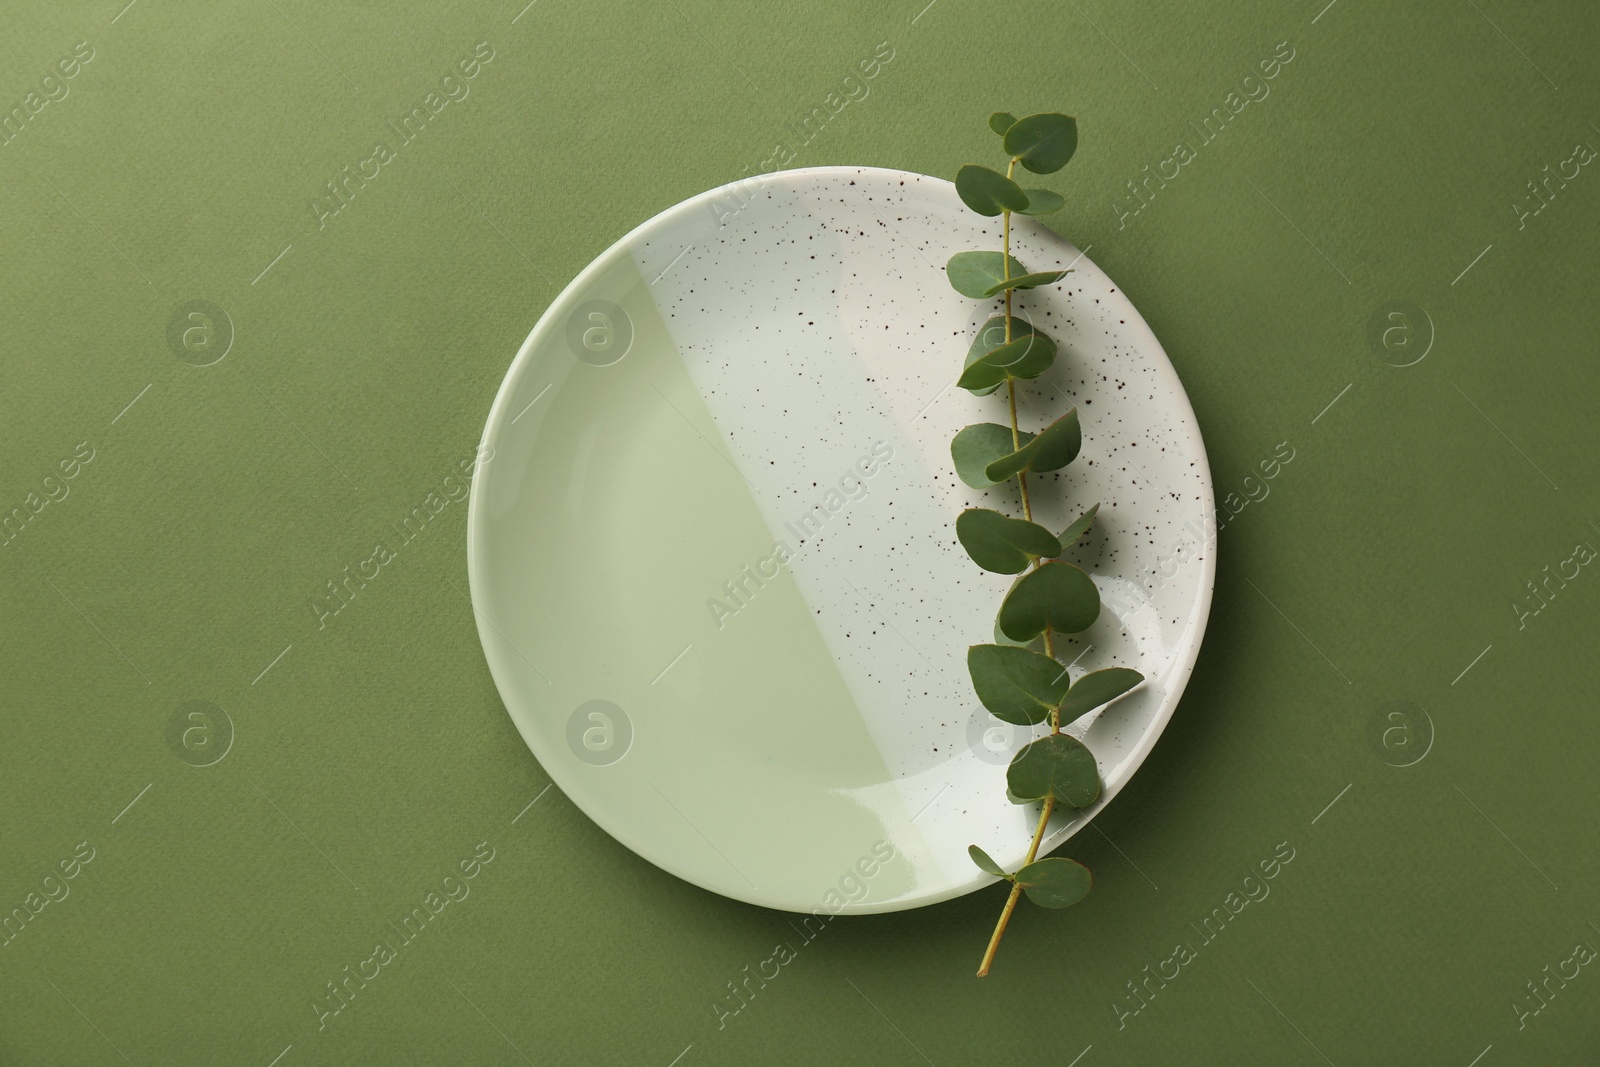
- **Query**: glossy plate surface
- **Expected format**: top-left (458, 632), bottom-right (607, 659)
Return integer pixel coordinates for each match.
top-left (467, 167), bottom-right (1214, 913)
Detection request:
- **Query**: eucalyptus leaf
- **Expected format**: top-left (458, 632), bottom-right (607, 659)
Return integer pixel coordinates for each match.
top-left (955, 332), bottom-right (1057, 392)
top-left (952, 423), bottom-right (1031, 489)
top-left (1003, 113), bottom-right (1079, 174)
top-left (956, 164), bottom-right (1029, 217)
top-left (964, 317), bottom-right (1045, 397)
top-left (957, 509), bottom-right (1062, 574)
top-left (969, 843), bottom-right (1010, 879)
top-left (967, 644), bottom-right (1071, 725)
top-left (980, 270), bottom-right (1069, 298)
top-left (1014, 857), bottom-right (1092, 908)
top-left (1025, 410), bottom-right (1082, 473)
top-left (993, 615), bottom-right (1042, 652)
top-left (947, 251), bottom-right (1032, 299)
top-left (1059, 667), bottom-right (1143, 723)
top-left (988, 112), bottom-right (1017, 135)
top-left (997, 561), bottom-right (1100, 641)
top-left (984, 410), bottom-right (1082, 483)
top-left (1006, 732), bottom-right (1101, 807)
top-left (1055, 504), bottom-right (1099, 551)
top-left (1016, 188), bottom-right (1065, 216)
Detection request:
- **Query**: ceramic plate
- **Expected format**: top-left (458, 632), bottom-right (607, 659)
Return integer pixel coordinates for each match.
top-left (467, 167), bottom-right (1214, 914)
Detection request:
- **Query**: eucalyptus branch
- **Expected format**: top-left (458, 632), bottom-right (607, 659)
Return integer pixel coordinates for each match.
top-left (946, 112), bottom-right (1144, 976)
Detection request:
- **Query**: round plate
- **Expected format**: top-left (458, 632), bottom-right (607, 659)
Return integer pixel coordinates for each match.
top-left (467, 167), bottom-right (1214, 914)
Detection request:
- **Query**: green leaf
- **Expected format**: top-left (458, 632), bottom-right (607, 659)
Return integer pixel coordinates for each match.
top-left (988, 112), bottom-right (1017, 136)
top-left (1060, 667), bottom-right (1143, 723)
top-left (1016, 188), bottom-right (1065, 216)
top-left (947, 251), bottom-right (1031, 299)
top-left (993, 615), bottom-right (1042, 652)
top-left (963, 317), bottom-right (1045, 397)
top-left (1004, 113), bottom-right (1079, 174)
top-left (968, 843), bottom-right (1010, 879)
top-left (1015, 857), bottom-right (1092, 908)
top-left (952, 423), bottom-right (1030, 489)
top-left (980, 270), bottom-right (1068, 298)
top-left (967, 644), bottom-right (1071, 725)
top-left (1056, 504), bottom-right (1099, 551)
top-left (1023, 409), bottom-right (1082, 473)
top-left (955, 164), bottom-right (1028, 217)
top-left (957, 509), bottom-right (1061, 573)
top-left (998, 561), bottom-right (1100, 641)
top-left (955, 332), bottom-right (1057, 392)
top-left (984, 410), bottom-right (1082, 482)
top-left (1007, 732), bottom-right (1101, 807)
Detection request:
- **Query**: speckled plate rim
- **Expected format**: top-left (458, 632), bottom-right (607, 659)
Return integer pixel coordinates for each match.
top-left (467, 166), bottom-right (1216, 913)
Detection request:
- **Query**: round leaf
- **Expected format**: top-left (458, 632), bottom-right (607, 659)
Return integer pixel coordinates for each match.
top-left (947, 251), bottom-right (1031, 299)
top-left (952, 423), bottom-right (1031, 489)
top-left (993, 615), bottom-right (1042, 652)
top-left (957, 509), bottom-right (1062, 573)
top-left (980, 269), bottom-right (1069, 298)
top-left (1059, 667), bottom-right (1143, 723)
top-left (1003, 113), bottom-right (1079, 174)
top-left (964, 317), bottom-right (1045, 397)
top-left (1055, 504), bottom-right (1099, 551)
top-left (1015, 857), bottom-right (1092, 908)
top-left (969, 844), bottom-right (1010, 879)
top-left (956, 164), bottom-right (1028, 217)
top-left (1026, 409), bottom-right (1082, 473)
top-left (955, 332), bottom-right (1057, 392)
top-left (967, 644), bottom-right (1071, 725)
top-left (1016, 188), bottom-right (1065, 216)
top-left (998, 561), bottom-right (1100, 641)
top-left (985, 409), bottom-right (1082, 483)
top-left (1007, 732), bottom-right (1101, 807)
top-left (988, 111), bottom-right (1017, 136)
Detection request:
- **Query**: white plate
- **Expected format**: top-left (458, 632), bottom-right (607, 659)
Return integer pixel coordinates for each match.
top-left (467, 167), bottom-right (1214, 914)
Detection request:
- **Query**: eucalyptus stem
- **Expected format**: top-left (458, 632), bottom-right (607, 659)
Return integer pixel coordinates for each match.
top-left (980, 161), bottom-right (1054, 976)
top-left (976, 796), bottom-right (1056, 977)
top-left (1001, 159), bottom-right (1033, 525)
top-left (1007, 380), bottom-right (1034, 523)
top-left (999, 161), bottom-right (1048, 660)
top-left (949, 111), bottom-right (1139, 978)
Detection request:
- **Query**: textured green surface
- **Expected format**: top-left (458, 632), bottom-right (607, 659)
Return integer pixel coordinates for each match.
top-left (2, 1), bottom-right (1597, 1064)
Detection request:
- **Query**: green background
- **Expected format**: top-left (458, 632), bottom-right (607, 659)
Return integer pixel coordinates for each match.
top-left (3, 0), bottom-right (1597, 1063)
